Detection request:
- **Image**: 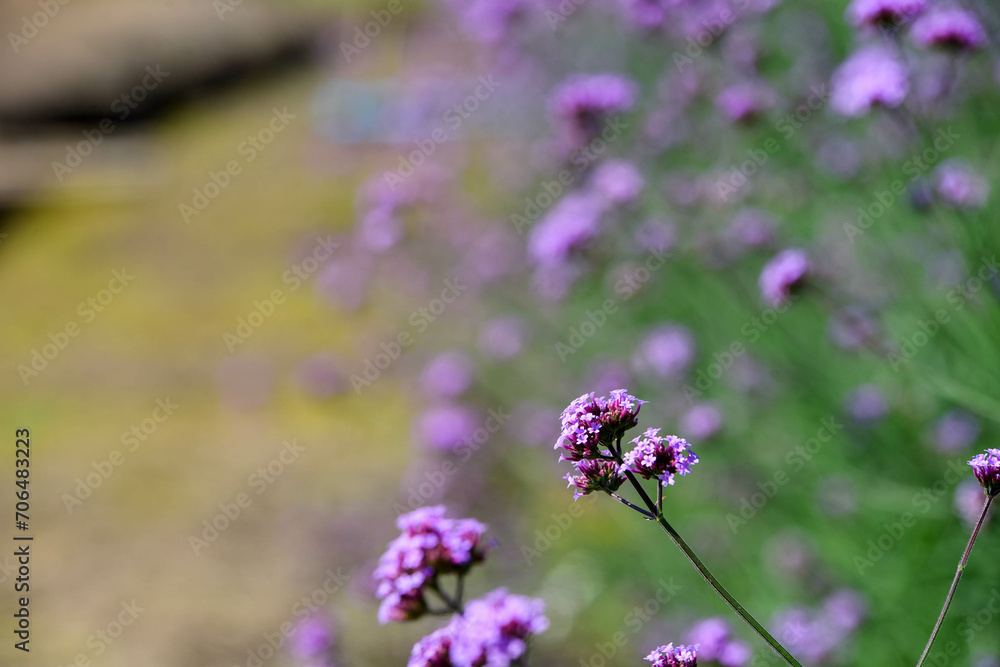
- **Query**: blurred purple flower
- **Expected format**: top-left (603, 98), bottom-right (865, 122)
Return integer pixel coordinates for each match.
top-left (969, 449), bottom-right (1000, 497)
top-left (831, 46), bottom-right (909, 117)
top-left (911, 6), bottom-right (986, 50)
top-left (646, 643), bottom-right (699, 667)
top-left (772, 590), bottom-right (865, 663)
top-left (846, 0), bottom-right (925, 28)
top-left (934, 160), bottom-right (989, 209)
top-left (633, 325), bottom-right (696, 379)
top-left (478, 317), bottom-right (526, 360)
top-left (955, 478), bottom-right (987, 526)
top-left (315, 257), bottom-right (371, 311)
top-left (845, 384), bottom-right (889, 422)
top-left (549, 74), bottom-right (637, 149)
top-left (823, 589), bottom-right (867, 632)
top-left (443, 0), bottom-right (529, 46)
top-left (681, 403), bottom-right (723, 440)
top-left (448, 589), bottom-right (549, 667)
top-left (618, 0), bottom-right (672, 29)
top-left (294, 353), bottom-right (346, 399)
top-left (527, 191), bottom-right (608, 266)
top-left (635, 218), bottom-right (678, 254)
top-left (357, 206), bottom-right (404, 253)
top-left (290, 614), bottom-right (337, 666)
top-left (620, 427), bottom-right (699, 487)
top-left (931, 410), bottom-right (980, 453)
top-left (759, 249), bottom-right (809, 306)
top-left (374, 506), bottom-right (488, 624)
top-left (420, 352), bottom-right (475, 398)
top-left (415, 404), bottom-right (482, 451)
top-left (684, 617), bottom-right (750, 666)
top-left (591, 159), bottom-right (645, 205)
top-left (716, 82), bottom-right (776, 122)
top-left (726, 208), bottom-right (776, 251)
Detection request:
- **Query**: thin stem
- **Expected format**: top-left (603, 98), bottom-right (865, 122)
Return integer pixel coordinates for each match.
top-left (915, 495), bottom-right (995, 667)
top-left (610, 492), bottom-right (656, 519)
top-left (429, 577), bottom-right (465, 614)
top-left (622, 470), bottom-right (803, 667)
top-left (657, 483), bottom-right (663, 516)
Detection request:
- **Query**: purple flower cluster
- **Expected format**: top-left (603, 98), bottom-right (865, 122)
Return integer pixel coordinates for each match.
top-left (290, 614), bottom-right (337, 667)
top-left (911, 6), bottom-right (985, 51)
top-left (772, 590), bottom-right (866, 664)
top-left (830, 46), bottom-right (909, 117)
top-left (846, 0), bottom-right (926, 28)
top-left (555, 390), bottom-right (645, 462)
top-left (758, 249), bottom-right (809, 306)
top-left (685, 618), bottom-right (751, 667)
top-left (549, 74), bottom-right (637, 150)
top-left (968, 449), bottom-right (1000, 497)
top-left (374, 506), bottom-right (488, 624)
top-left (408, 589), bottom-right (549, 667)
top-left (565, 458), bottom-right (626, 499)
top-left (646, 643), bottom-right (699, 667)
top-left (621, 428), bottom-right (699, 487)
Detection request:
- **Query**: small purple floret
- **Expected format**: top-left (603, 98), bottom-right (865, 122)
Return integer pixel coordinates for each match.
top-left (969, 449), bottom-right (1000, 497)
top-left (646, 643), bottom-right (700, 667)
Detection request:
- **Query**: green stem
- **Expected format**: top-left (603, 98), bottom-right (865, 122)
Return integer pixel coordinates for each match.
top-left (915, 495), bottom-right (995, 667)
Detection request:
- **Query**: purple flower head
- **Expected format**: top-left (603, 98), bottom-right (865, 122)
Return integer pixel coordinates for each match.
top-left (555, 390), bottom-right (645, 461)
top-left (591, 159), bottom-right (646, 205)
top-left (565, 458), bottom-right (627, 499)
top-left (716, 83), bottom-right (776, 123)
top-left (621, 428), bottom-right (699, 487)
top-left (549, 74), bottom-right (637, 149)
top-left (408, 626), bottom-right (453, 667)
top-left (527, 191), bottom-right (608, 266)
top-left (831, 46), bottom-right (909, 117)
top-left (420, 352), bottom-right (475, 398)
top-left (912, 7), bottom-right (986, 50)
top-left (935, 160), bottom-right (989, 209)
top-left (290, 614), bottom-right (337, 663)
top-left (646, 643), bottom-right (699, 667)
top-left (846, 0), bottom-right (925, 28)
top-left (823, 589), bottom-right (867, 632)
top-left (758, 249), bottom-right (809, 306)
top-left (374, 507), bottom-right (488, 624)
top-left (969, 449), bottom-right (1000, 497)
top-left (633, 325), bottom-right (696, 379)
top-left (448, 589), bottom-right (549, 667)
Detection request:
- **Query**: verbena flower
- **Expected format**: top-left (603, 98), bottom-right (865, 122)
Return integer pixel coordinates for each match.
top-left (633, 325), bottom-right (696, 379)
top-left (549, 74), bottom-right (637, 149)
top-left (831, 46), bottom-right (909, 117)
top-left (408, 626), bottom-right (454, 667)
top-left (911, 6), bottom-right (986, 51)
top-left (845, 0), bottom-right (925, 28)
top-left (968, 449), bottom-right (1000, 497)
top-left (591, 159), bottom-right (646, 205)
top-left (646, 643), bottom-right (700, 667)
top-left (565, 459), bottom-right (627, 499)
top-left (290, 614), bottom-right (337, 665)
top-left (449, 589), bottom-right (549, 667)
top-left (934, 160), bottom-right (989, 210)
top-left (555, 390), bottom-right (645, 462)
top-left (758, 249), bottom-right (809, 307)
top-left (374, 507), bottom-right (488, 624)
top-left (527, 191), bottom-right (608, 266)
top-left (620, 428), bottom-right (699, 487)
